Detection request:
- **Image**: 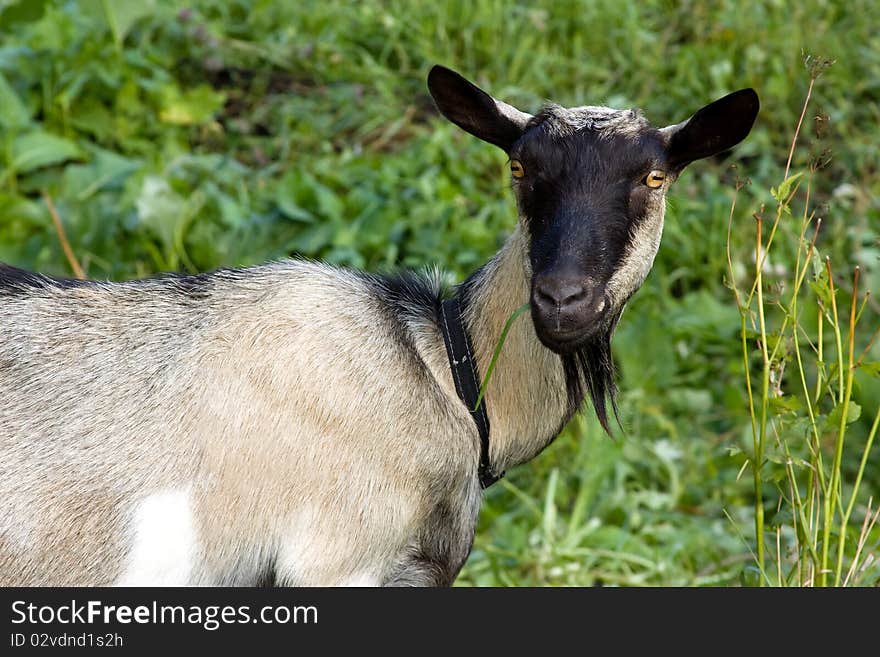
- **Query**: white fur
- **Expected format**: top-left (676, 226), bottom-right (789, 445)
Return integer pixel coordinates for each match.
top-left (116, 487), bottom-right (198, 586)
top-left (494, 99), bottom-right (532, 130)
top-left (0, 510), bottom-right (34, 552)
top-left (606, 200), bottom-right (666, 306)
top-left (274, 504), bottom-right (323, 584)
top-left (273, 502), bottom-right (404, 586)
top-left (339, 572), bottom-right (381, 587)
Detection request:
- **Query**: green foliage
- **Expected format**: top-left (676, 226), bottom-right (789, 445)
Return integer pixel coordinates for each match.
top-left (1, 0), bottom-right (878, 585)
top-left (726, 67), bottom-right (880, 584)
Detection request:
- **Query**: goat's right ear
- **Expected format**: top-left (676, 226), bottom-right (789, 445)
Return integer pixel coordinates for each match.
top-left (427, 65), bottom-right (531, 152)
top-left (661, 88), bottom-right (760, 170)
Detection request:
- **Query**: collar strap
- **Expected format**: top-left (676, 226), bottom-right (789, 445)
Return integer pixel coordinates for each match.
top-left (439, 296), bottom-right (503, 489)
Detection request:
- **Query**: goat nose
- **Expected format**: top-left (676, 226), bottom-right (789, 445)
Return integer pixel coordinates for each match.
top-left (535, 280), bottom-right (589, 309)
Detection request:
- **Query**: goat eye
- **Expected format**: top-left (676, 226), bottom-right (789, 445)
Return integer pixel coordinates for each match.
top-left (644, 170), bottom-right (666, 188)
top-left (510, 160), bottom-right (525, 178)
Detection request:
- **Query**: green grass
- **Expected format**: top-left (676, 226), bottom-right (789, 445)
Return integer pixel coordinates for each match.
top-left (1, 0), bottom-right (878, 585)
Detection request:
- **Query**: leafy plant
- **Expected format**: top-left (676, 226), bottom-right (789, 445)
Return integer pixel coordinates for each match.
top-left (726, 56), bottom-right (879, 586)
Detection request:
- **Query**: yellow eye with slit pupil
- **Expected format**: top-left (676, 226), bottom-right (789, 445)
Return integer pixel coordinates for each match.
top-left (645, 170), bottom-right (666, 188)
top-left (510, 160), bottom-right (525, 178)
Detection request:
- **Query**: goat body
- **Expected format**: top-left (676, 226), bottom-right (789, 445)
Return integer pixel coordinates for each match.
top-left (0, 242), bottom-right (562, 586)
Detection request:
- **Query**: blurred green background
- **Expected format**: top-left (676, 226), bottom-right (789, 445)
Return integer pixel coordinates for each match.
top-left (1, 0), bottom-right (878, 585)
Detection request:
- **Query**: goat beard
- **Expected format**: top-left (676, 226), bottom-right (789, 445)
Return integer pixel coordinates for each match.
top-left (560, 312), bottom-right (621, 435)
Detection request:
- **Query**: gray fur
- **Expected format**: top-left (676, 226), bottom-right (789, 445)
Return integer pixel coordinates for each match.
top-left (528, 104), bottom-right (650, 138)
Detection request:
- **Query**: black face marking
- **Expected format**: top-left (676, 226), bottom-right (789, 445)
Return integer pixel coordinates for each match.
top-left (508, 107), bottom-right (667, 354)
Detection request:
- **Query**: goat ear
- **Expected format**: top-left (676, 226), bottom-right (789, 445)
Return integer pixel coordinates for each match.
top-left (661, 88), bottom-right (759, 169)
top-left (427, 65), bottom-right (531, 152)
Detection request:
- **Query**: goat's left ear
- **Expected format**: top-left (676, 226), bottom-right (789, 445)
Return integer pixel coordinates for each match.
top-left (661, 88), bottom-right (759, 169)
top-left (427, 65), bottom-right (532, 152)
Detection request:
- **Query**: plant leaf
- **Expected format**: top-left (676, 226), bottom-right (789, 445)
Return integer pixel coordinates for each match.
top-left (770, 395), bottom-right (802, 415)
top-left (474, 302), bottom-right (531, 411)
top-left (11, 130), bottom-right (83, 173)
top-left (158, 84), bottom-right (226, 126)
top-left (827, 401), bottom-right (862, 429)
top-left (770, 171), bottom-right (804, 203)
top-left (79, 0), bottom-right (155, 48)
top-left (0, 72), bottom-right (30, 129)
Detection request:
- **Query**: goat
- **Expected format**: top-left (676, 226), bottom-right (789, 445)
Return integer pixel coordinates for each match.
top-left (0, 66), bottom-right (758, 586)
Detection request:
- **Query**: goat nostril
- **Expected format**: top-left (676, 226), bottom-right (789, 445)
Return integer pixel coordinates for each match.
top-left (558, 285), bottom-right (587, 306)
top-left (535, 283), bottom-right (588, 309)
top-left (535, 287), bottom-right (558, 308)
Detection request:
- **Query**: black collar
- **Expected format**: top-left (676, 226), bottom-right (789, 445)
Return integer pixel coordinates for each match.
top-left (438, 295), bottom-right (503, 489)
